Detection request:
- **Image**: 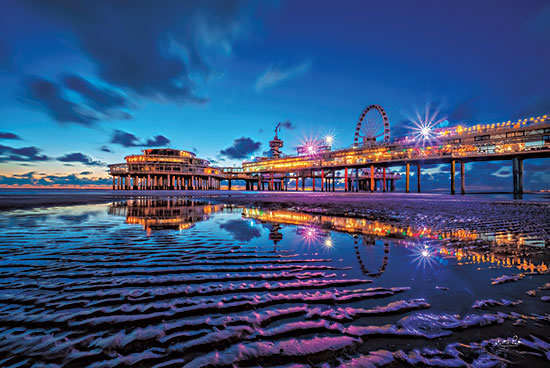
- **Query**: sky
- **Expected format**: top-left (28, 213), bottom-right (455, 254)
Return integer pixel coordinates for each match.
top-left (0, 0), bottom-right (549, 190)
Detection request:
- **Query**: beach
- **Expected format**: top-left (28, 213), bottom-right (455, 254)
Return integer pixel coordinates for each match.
top-left (0, 189), bottom-right (549, 367)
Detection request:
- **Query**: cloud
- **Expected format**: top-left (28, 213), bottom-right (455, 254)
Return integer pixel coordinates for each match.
top-left (57, 152), bottom-right (104, 166)
top-left (0, 144), bottom-right (48, 162)
top-left (447, 97), bottom-right (481, 123)
top-left (110, 129), bottom-right (171, 148)
top-left (100, 145), bottom-right (113, 153)
top-left (61, 73), bottom-right (130, 118)
top-left (525, 4), bottom-right (550, 38)
top-left (0, 39), bottom-right (14, 72)
top-left (143, 135), bottom-right (170, 147)
top-left (28, 0), bottom-right (249, 102)
top-left (220, 137), bottom-right (261, 159)
top-left (280, 120), bottom-right (295, 130)
top-left (22, 76), bottom-right (99, 126)
top-left (255, 60), bottom-right (311, 92)
top-left (0, 171), bottom-right (110, 187)
top-left (0, 132), bottom-right (21, 140)
top-left (219, 219), bottom-right (262, 242)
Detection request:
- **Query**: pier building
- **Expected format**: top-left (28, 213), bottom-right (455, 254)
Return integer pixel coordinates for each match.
top-left (108, 148), bottom-right (223, 190)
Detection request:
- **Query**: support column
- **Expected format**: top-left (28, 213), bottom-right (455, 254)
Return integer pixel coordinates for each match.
top-left (383, 168), bottom-right (386, 192)
top-left (391, 179), bottom-right (396, 192)
top-left (296, 175), bottom-right (299, 191)
top-left (355, 168), bottom-right (359, 192)
top-left (112, 177), bottom-right (116, 190)
top-left (302, 176), bottom-right (305, 191)
top-left (270, 173), bottom-right (274, 191)
top-left (332, 171), bottom-right (335, 192)
top-left (406, 163), bottom-right (410, 193)
top-left (451, 160), bottom-right (456, 195)
top-left (513, 157), bottom-right (523, 196)
top-left (417, 164), bottom-right (421, 193)
top-left (460, 162), bottom-right (465, 195)
top-left (518, 159), bottom-right (523, 195)
top-left (228, 179), bottom-right (232, 191)
top-left (345, 168), bottom-right (348, 192)
top-left (321, 170), bottom-right (324, 192)
top-left (512, 157), bottom-right (518, 195)
top-left (312, 174), bottom-right (316, 191)
top-left (370, 165), bottom-right (374, 193)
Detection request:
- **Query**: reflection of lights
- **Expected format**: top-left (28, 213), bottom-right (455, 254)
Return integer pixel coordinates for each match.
top-left (249, 221), bottom-right (255, 227)
top-left (298, 226), bottom-right (322, 245)
top-left (324, 238), bottom-right (333, 247)
top-left (410, 244), bottom-right (438, 269)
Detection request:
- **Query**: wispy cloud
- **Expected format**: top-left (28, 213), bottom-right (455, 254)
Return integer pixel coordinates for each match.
top-left (254, 60), bottom-right (311, 92)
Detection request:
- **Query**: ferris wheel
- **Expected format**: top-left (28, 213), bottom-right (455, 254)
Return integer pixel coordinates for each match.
top-left (353, 104), bottom-right (390, 146)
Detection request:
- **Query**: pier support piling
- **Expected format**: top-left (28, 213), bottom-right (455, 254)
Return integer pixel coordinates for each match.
top-left (405, 163), bottom-right (410, 193)
top-left (451, 160), bottom-right (456, 195)
top-left (370, 165), bottom-right (376, 192)
top-left (345, 168), bottom-right (348, 192)
top-left (460, 162), bottom-right (465, 195)
top-left (417, 164), bottom-right (421, 193)
top-left (512, 157), bottom-right (524, 196)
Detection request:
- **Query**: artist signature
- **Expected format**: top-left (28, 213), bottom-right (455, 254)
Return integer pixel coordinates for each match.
top-left (492, 335), bottom-right (521, 348)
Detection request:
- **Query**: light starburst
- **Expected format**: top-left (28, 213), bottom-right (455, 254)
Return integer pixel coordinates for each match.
top-left (407, 104), bottom-right (448, 144)
top-left (410, 244), bottom-right (437, 269)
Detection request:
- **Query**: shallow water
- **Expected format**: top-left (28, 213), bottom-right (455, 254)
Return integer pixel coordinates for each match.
top-left (0, 197), bottom-right (549, 367)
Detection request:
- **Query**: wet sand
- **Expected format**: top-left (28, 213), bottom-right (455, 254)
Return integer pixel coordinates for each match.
top-left (0, 191), bottom-right (549, 367)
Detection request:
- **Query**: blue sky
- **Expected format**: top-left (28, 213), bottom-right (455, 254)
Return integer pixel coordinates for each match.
top-left (0, 0), bottom-right (549, 190)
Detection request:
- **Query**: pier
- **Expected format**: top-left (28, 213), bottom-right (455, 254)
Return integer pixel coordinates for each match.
top-left (109, 106), bottom-right (550, 195)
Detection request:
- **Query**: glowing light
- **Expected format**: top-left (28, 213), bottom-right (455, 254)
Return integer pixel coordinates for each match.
top-left (250, 155), bottom-right (255, 160)
top-left (408, 104), bottom-right (448, 143)
top-left (324, 238), bottom-right (333, 247)
top-left (410, 244), bottom-right (438, 269)
top-left (325, 135), bottom-right (334, 145)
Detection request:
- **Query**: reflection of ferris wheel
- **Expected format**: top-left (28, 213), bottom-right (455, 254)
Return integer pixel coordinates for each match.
top-left (354, 236), bottom-right (389, 277)
top-left (353, 104), bottom-right (390, 146)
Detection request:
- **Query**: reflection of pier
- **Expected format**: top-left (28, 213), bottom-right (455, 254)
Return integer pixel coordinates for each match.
top-left (109, 199), bottom-right (223, 233)
top-left (242, 207), bottom-right (548, 274)
top-left (242, 208), bottom-right (479, 241)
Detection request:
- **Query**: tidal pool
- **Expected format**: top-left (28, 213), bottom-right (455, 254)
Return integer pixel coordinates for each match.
top-left (0, 196), bottom-right (549, 367)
